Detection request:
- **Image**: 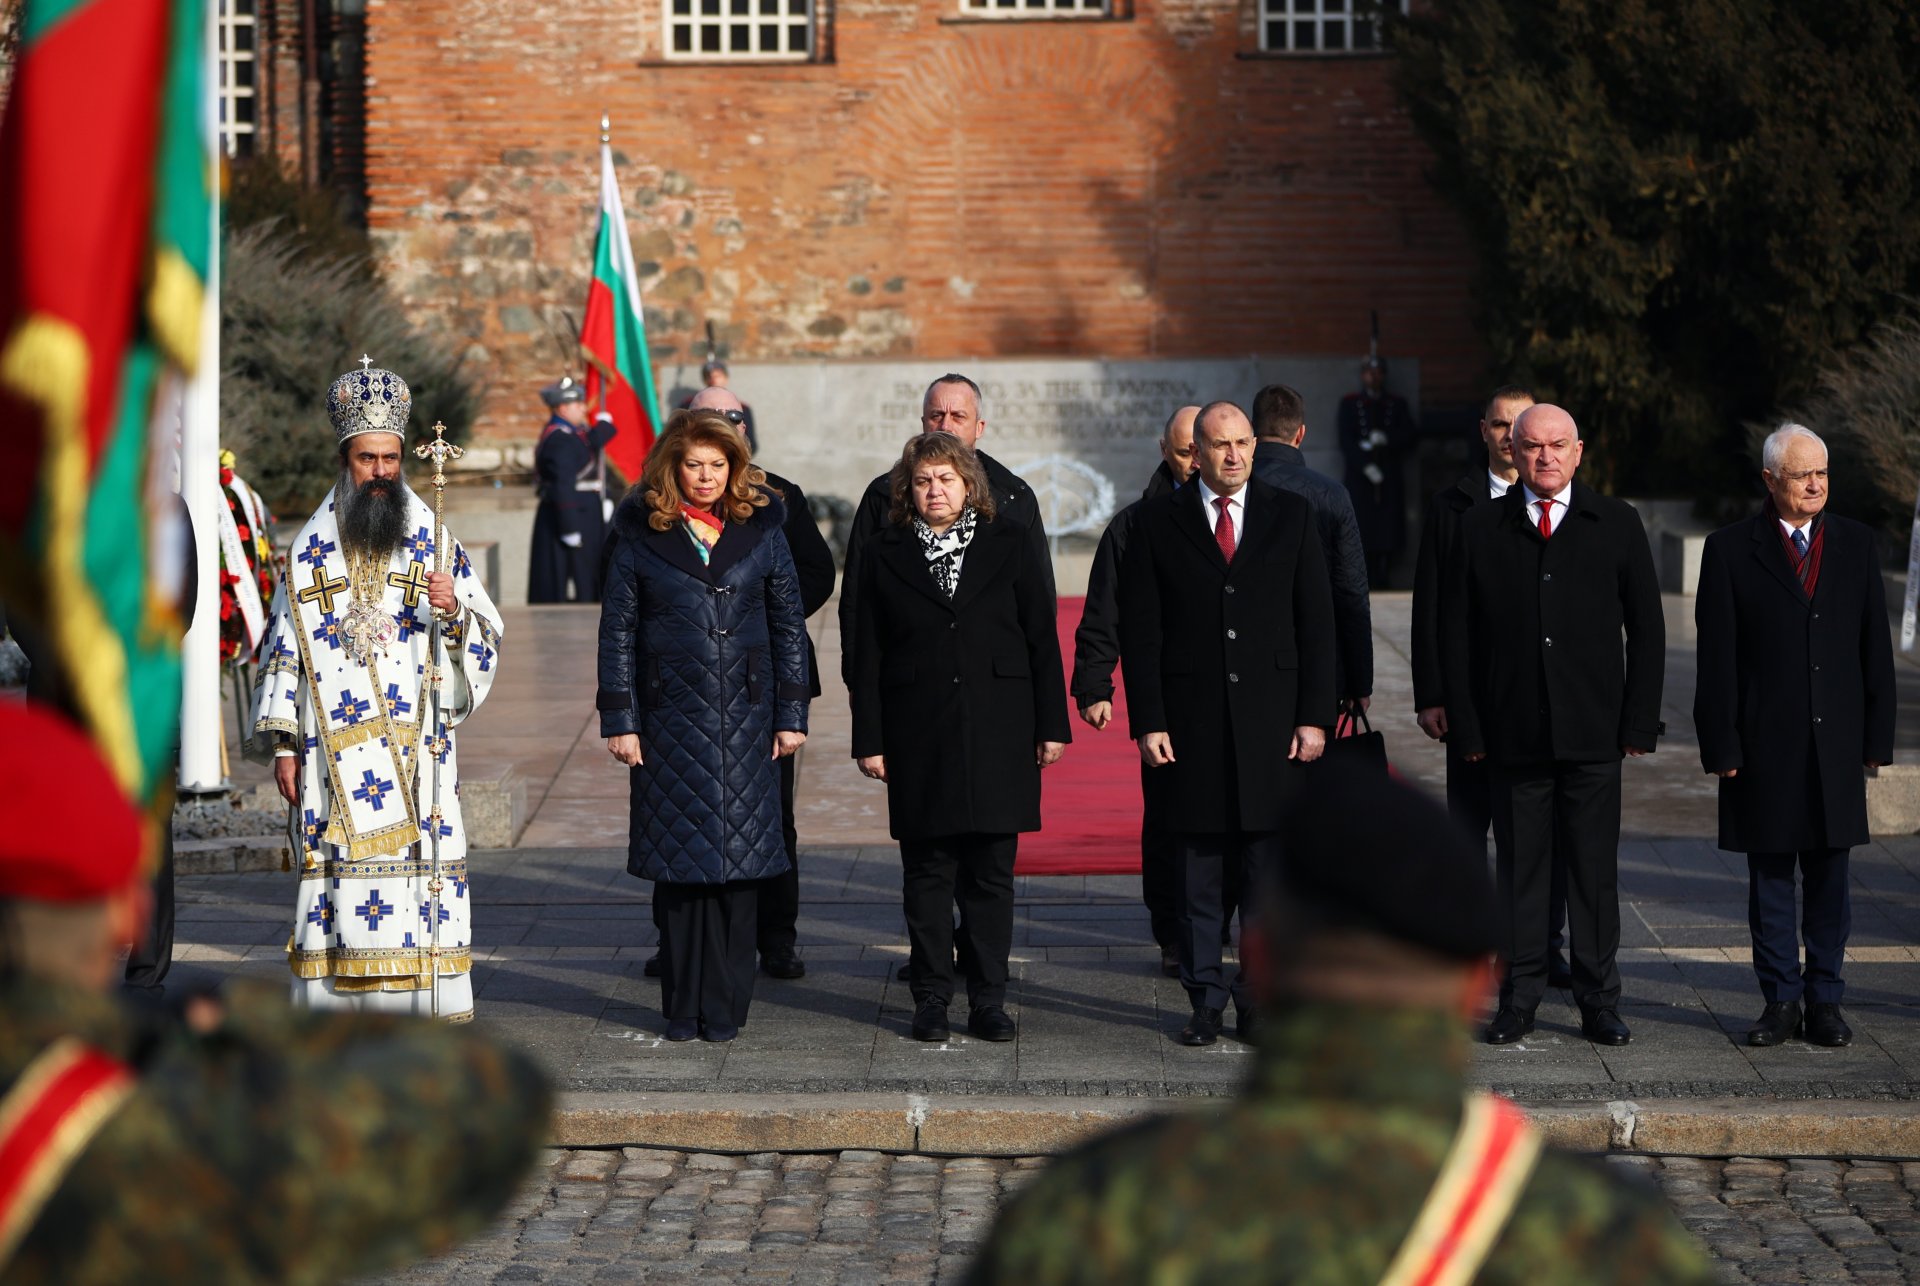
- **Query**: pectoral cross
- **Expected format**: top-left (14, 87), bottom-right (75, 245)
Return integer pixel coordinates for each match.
top-left (387, 560), bottom-right (432, 609)
top-left (298, 568), bottom-right (349, 615)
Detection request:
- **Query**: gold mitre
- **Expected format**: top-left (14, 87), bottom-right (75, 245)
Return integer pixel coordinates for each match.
top-left (327, 357), bottom-right (413, 443)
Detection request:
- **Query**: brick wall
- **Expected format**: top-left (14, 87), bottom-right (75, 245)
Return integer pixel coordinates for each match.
top-left (362, 0), bottom-right (1480, 442)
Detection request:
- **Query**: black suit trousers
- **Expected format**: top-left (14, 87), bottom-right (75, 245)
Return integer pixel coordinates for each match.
top-left (1748, 849), bottom-right (1850, 1005)
top-left (756, 753), bottom-right (801, 956)
top-left (1491, 760), bottom-right (1621, 1015)
top-left (1173, 832), bottom-right (1277, 1013)
top-left (900, 834), bottom-right (1016, 1009)
top-left (657, 880), bottom-right (759, 1027)
top-left (1448, 744), bottom-right (1566, 953)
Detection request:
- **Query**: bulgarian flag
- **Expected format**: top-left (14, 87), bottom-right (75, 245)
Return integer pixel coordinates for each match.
top-left (580, 131), bottom-right (662, 480)
top-left (0, 0), bottom-right (211, 824)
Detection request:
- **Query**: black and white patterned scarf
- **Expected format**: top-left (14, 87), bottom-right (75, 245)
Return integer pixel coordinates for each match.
top-left (914, 505), bottom-right (978, 598)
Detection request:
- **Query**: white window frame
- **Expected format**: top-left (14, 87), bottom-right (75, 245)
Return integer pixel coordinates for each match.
top-left (217, 0), bottom-right (258, 157)
top-left (957, 0), bottom-right (1108, 20)
top-left (661, 0), bottom-right (816, 62)
top-left (1258, 0), bottom-right (1405, 54)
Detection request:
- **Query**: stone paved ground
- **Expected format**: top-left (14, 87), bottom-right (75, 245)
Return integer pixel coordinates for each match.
top-left (368, 1147), bottom-right (1920, 1285)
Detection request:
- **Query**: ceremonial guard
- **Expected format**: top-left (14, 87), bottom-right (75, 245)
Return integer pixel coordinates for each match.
top-left (969, 764), bottom-right (1716, 1286)
top-left (252, 360), bottom-right (505, 1022)
top-left (529, 375), bottom-right (619, 603)
top-left (0, 701), bottom-right (550, 1284)
top-left (1337, 355), bottom-right (1418, 587)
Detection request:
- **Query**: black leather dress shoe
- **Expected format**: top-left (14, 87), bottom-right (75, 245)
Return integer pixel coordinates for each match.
top-left (1178, 1006), bottom-right (1224, 1047)
top-left (1804, 1002), bottom-right (1852, 1047)
top-left (643, 953), bottom-right (663, 979)
top-left (1235, 1006), bottom-right (1256, 1045)
top-left (1484, 1007), bottom-right (1534, 1045)
top-left (968, 1006), bottom-right (1017, 1042)
top-left (1548, 950), bottom-right (1574, 990)
top-left (1745, 1000), bottom-right (1802, 1047)
top-left (760, 952), bottom-right (806, 980)
top-left (664, 1017), bottom-right (697, 1042)
top-left (1582, 1008), bottom-right (1631, 1046)
top-left (910, 999), bottom-right (951, 1042)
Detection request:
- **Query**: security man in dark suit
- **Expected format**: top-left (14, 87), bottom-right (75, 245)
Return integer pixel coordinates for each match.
top-left (1072, 405), bottom-right (1199, 976)
top-left (839, 374), bottom-right (1053, 688)
top-left (1119, 400), bottom-right (1337, 1047)
top-left (689, 385), bottom-right (838, 981)
top-left (1249, 382), bottom-right (1372, 712)
top-left (1411, 384), bottom-right (1572, 991)
top-left (1442, 404), bottom-right (1664, 1048)
top-left (1694, 423), bottom-right (1896, 1049)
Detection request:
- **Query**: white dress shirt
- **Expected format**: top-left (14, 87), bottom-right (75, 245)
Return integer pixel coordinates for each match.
top-left (1195, 477), bottom-right (1246, 547)
top-left (1488, 472), bottom-right (1512, 499)
top-left (1778, 517), bottom-right (1813, 543)
top-left (1521, 482), bottom-right (1573, 536)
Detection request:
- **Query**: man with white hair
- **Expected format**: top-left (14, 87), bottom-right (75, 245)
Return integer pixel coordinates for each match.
top-left (1441, 404), bottom-right (1665, 1048)
top-left (1694, 423), bottom-right (1895, 1048)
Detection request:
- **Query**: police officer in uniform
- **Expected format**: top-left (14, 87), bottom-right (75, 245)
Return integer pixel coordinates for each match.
top-left (529, 376), bottom-right (618, 603)
top-left (0, 701), bottom-right (551, 1284)
top-left (968, 763), bottom-right (1716, 1285)
top-left (1338, 355), bottom-right (1417, 587)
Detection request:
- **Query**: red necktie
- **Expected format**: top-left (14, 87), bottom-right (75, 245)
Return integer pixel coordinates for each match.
top-left (1537, 498), bottom-right (1555, 539)
top-left (1214, 497), bottom-right (1236, 563)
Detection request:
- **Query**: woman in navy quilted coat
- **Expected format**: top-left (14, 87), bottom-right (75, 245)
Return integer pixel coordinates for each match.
top-left (598, 411), bottom-right (810, 1042)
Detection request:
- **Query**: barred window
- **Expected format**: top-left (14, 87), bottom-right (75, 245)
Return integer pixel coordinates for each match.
top-left (217, 0), bottom-right (258, 156)
top-left (664, 0), bottom-right (814, 60)
top-left (1259, 0), bottom-right (1405, 53)
top-left (958, 0), bottom-right (1107, 18)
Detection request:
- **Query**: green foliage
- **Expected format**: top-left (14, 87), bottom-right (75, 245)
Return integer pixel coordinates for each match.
top-left (1390, 0), bottom-right (1920, 498)
top-left (226, 154), bottom-right (374, 278)
top-left (1771, 307), bottom-right (1920, 542)
top-left (221, 224), bottom-right (483, 520)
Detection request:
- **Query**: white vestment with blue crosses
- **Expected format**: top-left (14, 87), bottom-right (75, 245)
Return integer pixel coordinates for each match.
top-left (251, 485), bottom-right (503, 1022)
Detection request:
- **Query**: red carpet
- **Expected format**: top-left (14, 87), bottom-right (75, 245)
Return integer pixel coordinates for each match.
top-left (1016, 596), bottom-right (1143, 876)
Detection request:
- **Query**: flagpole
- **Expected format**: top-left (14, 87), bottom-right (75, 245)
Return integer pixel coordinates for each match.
top-left (178, 0), bottom-right (225, 793)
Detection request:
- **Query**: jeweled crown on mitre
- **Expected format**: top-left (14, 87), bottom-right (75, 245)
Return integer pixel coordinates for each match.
top-left (328, 358), bottom-right (413, 443)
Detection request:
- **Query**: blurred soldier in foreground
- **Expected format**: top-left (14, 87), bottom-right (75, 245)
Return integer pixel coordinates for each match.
top-left (968, 762), bottom-right (1715, 1285)
top-left (0, 700), bottom-right (550, 1284)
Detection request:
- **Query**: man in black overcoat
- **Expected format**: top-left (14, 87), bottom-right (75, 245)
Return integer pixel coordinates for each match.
top-left (1119, 401), bottom-right (1337, 1047)
top-left (1694, 424), bottom-right (1896, 1049)
top-left (1071, 404), bottom-right (1199, 975)
top-left (528, 377), bottom-right (618, 603)
top-left (1411, 384), bottom-right (1571, 990)
top-left (691, 385), bottom-right (838, 981)
top-left (1249, 382), bottom-right (1372, 711)
top-left (839, 374), bottom-right (1053, 687)
top-left (1442, 404), bottom-right (1665, 1048)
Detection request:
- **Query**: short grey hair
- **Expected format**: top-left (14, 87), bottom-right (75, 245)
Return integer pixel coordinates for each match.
top-left (923, 374), bottom-right (984, 418)
top-left (1762, 422), bottom-right (1826, 474)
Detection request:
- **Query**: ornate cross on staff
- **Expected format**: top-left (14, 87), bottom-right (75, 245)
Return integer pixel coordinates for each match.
top-left (414, 420), bottom-right (464, 614)
top-left (412, 419), bottom-right (463, 1018)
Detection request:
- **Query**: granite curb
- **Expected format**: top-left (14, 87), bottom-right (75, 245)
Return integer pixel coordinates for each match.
top-left (553, 1092), bottom-right (1920, 1160)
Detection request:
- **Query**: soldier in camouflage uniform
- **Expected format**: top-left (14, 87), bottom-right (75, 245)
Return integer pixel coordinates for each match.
top-left (969, 762), bottom-right (1716, 1286)
top-left (0, 701), bottom-right (551, 1284)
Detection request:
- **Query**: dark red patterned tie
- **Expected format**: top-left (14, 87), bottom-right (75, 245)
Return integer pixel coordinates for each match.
top-left (1214, 497), bottom-right (1236, 563)
top-left (1537, 498), bottom-right (1555, 539)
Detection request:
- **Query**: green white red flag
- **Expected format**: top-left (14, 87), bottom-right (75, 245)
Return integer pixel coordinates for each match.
top-left (580, 138), bottom-right (661, 479)
top-left (0, 0), bottom-right (211, 823)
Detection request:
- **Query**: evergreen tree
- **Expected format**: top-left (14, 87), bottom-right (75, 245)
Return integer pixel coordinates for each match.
top-left (1391, 0), bottom-right (1920, 497)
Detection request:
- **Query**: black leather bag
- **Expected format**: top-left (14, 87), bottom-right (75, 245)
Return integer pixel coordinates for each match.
top-left (1322, 705), bottom-right (1388, 778)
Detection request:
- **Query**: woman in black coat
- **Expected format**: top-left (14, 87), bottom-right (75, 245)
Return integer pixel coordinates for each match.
top-left (850, 432), bottom-right (1071, 1045)
top-left (598, 411), bottom-right (810, 1043)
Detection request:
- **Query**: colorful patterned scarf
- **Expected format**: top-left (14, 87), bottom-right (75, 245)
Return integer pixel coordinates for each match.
top-left (913, 505), bottom-right (978, 598)
top-left (1763, 497), bottom-right (1824, 599)
top-left (681, 504), bottom-right (724, 565)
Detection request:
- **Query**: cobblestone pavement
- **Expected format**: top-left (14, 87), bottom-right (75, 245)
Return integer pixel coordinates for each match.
top-left (370, 1148), bottom-right (1920, 1284)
